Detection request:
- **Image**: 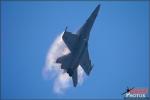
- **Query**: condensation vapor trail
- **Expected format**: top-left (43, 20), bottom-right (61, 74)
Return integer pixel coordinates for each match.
top-left (43, 32), bottom-right (85, 94)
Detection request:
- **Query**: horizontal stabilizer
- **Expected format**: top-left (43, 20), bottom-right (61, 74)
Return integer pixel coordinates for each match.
top-left (56, 53), bottom-right (71, 69)
top-left (80, 48), bottom-right (93, 75)
top-left (72, 68), bottom-right (78, 87)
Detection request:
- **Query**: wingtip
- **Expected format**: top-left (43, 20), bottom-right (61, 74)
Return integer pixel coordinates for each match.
top-left (65, 26), bottom-right (68, 32)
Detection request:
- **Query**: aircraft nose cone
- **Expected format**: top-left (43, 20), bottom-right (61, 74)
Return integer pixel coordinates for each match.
top-left (95, 4), bottom-right (100, 13)
top-left (91, 4), bottom-right (100, 18)
top-left (97, 4), bottom-right (100, 10)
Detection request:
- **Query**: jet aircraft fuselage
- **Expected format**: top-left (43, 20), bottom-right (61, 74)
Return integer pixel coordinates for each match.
top-left (56, 4), bottom-right (100, 87)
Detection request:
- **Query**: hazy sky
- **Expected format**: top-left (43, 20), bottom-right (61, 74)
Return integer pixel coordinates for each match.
top-left (1, 1), bottom-right (149, 99)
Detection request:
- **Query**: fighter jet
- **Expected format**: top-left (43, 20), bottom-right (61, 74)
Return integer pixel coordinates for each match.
top-left (56, 4), bottom-right (100, 87)
top-left (121, 87), bottom-right (135, 95)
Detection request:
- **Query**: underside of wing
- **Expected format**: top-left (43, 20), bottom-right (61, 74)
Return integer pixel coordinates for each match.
top-left (80, 48), bottom-right (93, 75)
top-left (62, 31), bottom-right (78, 52)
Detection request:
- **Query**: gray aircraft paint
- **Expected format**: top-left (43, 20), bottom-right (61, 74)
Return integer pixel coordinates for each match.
top-left (56, 4), bottom-right (100, 87)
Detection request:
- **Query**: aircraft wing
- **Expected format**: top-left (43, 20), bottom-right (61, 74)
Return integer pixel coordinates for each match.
top-left (62, 31), bottom-right (78, 52)
top-left (80, 47), bottom-right (93, 75)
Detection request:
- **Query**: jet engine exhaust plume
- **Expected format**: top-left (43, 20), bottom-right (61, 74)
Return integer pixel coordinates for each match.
top-left (43, 32), bottom-right (85, 94)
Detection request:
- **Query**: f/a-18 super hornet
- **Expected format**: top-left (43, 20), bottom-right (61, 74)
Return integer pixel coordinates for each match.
top-left (56, 4), bottom-right (100, 87)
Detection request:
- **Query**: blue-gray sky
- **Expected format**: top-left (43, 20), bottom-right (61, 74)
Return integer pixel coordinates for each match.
top-left (1, 1), bottom-right (149, 99)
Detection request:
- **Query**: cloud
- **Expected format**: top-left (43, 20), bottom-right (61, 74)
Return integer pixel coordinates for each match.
top-left (43, 32), bottom-right (85, 94)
